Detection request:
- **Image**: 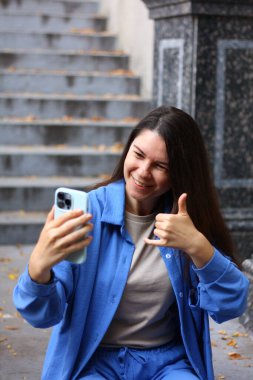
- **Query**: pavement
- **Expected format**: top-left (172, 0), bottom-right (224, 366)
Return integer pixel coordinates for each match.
top-left (0, 245), bottom-right (253, 380)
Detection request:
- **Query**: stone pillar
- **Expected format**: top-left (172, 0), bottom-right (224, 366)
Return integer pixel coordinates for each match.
top-left (142, 0), bottom-right (253, 262)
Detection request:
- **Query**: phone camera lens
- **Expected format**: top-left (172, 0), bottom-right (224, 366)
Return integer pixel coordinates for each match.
top-left (65, 199), bottom-right (71, 209)
top-left (57, 200), bottom-right (65, 209)
top-left (58, 192), bottom-right (65, 200)
top-left (57, 192), bottom-right (72, 210)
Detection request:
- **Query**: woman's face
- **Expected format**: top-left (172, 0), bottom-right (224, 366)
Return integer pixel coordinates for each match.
top-left (123, 129), bottom-right (170, 215)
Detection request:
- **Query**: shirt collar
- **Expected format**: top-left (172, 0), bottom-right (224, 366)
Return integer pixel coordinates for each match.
top-left (100, 179), bottom-right (126, 226)
top-left (100, 179), bottom-right (173, 226)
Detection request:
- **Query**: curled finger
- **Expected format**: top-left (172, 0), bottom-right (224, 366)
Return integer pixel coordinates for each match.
top-left (144, 237), bottom-right (166, 246)
top-left (56, 213), bottom-right (92, 238)
top-left (57, 224), bottom-right (93, 250)
top-left (61, 236), bottom-right (93, 259)
top-left (153, 228), bottom-right (169, 241)
top-left (53, 209), bottom-right (86, 228)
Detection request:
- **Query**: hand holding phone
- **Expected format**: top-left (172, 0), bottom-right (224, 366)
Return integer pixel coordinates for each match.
top-left (54, 187), bottom-right (89, 264)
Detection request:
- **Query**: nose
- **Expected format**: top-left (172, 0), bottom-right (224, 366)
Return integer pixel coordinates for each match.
top-left (138, 161), bottom-right (151, 177)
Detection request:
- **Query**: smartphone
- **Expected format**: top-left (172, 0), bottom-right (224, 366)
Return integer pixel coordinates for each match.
top-left (54, 187), bottom-right (89, 264)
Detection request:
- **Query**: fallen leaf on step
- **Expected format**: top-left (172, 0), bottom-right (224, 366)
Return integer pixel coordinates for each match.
top-left (70, 28), bottom-right (96, 35)
top-left (62, 115), bottom-right (73, 121)
top-left (24, 115), bottom-right (37, 122)
top-left (121, 117), bottom-right (140, 123)
top-left (99, 173), bottom-right (111, 179)
top-left (228, 352), bottom-right (243, 360)
top-left (0, 258), bottom-right (12, 263)
top-left (1, 313), bottom-right (14, 319)
top-left (53, 144), bottom-right (67, 149)
top-left (7, 66), bottom-right (16, 72)
top-left (110, 142), bottom-right (124, 152)
top-left (232, 331), bottom-right (248, 337)
top-left (91, 116), bottom-right (106, 121)
top-left (4, 326), bottom-right (19, 331)
top-left (227, 339), bottom-right (238, 348)
top-left (0, 336), bottom-right (8, 343)
top-left (8, 273), bottom-right (19, 281)
top-left (96, 144), bottom-right (106, 152)
top-left (218, 330), bottom-right (227, 335)
top-left (109, 69), bottom-right (135, 76)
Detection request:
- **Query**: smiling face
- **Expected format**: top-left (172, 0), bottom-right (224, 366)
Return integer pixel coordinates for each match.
top-left (123, 129), bottom-right (170, 215)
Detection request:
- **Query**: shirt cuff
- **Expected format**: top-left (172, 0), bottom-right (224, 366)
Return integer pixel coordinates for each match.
top-left (192, 248), bottom-right (230, 284)
top-left (19, 265), bottom-right (57, 296)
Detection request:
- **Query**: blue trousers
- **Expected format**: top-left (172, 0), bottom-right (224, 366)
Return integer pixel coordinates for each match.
top-left (79, 342), bottom-right (199, 380)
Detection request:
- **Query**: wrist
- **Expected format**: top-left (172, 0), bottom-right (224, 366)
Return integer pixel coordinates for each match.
top-left (28, 265), bottom-right (52, 284)
top-left (28, 257), bottom-right (52, 284)
top-left (186, 232), bottom-right (214, 268)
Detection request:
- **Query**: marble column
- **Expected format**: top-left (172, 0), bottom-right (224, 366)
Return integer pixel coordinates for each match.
top-left (142, 0), bottom-right (253, 262)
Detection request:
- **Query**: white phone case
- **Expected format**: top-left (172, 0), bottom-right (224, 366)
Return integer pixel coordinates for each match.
top-left (54, 187), bottom-right (89, 264)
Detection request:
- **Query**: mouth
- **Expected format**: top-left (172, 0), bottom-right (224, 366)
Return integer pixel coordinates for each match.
top-left (132, 176), bottom-right (152, 188)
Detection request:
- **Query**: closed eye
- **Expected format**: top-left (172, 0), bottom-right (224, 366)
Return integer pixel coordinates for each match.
top-left (132, 144), bottom-right (168, 170)
top-left (134, 150), bottom-right (144, 159)
top-left (155, 163), bottom-right (168, 171)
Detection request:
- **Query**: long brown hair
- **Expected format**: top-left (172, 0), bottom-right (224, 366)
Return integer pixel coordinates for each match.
top-left (94, 106), bottom-right (239, 265)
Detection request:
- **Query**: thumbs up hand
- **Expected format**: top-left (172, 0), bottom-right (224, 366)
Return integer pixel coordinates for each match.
top-left (144, 193), bottom-right (214, 266)
top-left (144, 193), bottom-right (194, 252)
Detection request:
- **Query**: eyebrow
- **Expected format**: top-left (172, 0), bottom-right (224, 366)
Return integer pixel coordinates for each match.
top-left (133, 144), bottom-right (169, 167)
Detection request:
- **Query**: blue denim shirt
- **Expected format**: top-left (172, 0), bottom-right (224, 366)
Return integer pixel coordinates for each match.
top-left (13, 180), bottom-right (249, 380)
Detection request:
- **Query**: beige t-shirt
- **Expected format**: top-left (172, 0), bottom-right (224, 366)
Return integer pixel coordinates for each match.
top-left (101, 211), bottom-right (177, 348)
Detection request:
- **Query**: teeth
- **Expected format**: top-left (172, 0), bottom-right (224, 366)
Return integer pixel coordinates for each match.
top-left (133, 177), bottom-right (147, 187)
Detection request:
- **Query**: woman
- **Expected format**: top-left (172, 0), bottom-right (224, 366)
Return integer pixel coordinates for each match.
top-left (13, 106), bottom-right (249, 380)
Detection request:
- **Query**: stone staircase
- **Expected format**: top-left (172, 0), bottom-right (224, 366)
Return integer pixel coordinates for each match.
top-left (0, 0), bottom-right (150, 244)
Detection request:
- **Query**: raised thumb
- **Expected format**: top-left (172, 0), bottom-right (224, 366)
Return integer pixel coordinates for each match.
top-left (178, 193), bottom-right (188, 215)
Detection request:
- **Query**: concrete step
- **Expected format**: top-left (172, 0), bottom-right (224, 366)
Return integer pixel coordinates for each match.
top-left (0, 118), bottom-right (135, 145)
top-left (0, 0), bottom-right (99, 16)
top-left (0, 13), bottom-right (106, 33)
top-left (0, 0), bottom-right (150, 246)
top-left (0, 30), bottom-right (116, 51)
top-left (0, 145), bottom-right (122, 176)
top-left (0, 176), bottom-right (101, 211)
top-left (0, 49), bottom-right (129, 72)
top-left (0, 93), bottom-right (150, 119)
top-left (0, 70), bottom-right (140, 95)
top-left (0, 211), bottom-right (46, 244)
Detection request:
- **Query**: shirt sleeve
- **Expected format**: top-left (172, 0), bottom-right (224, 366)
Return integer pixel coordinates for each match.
top-left (13, 262), bottom-right (76, 328)
top-left (190, 249), bottom-right (249, 323)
